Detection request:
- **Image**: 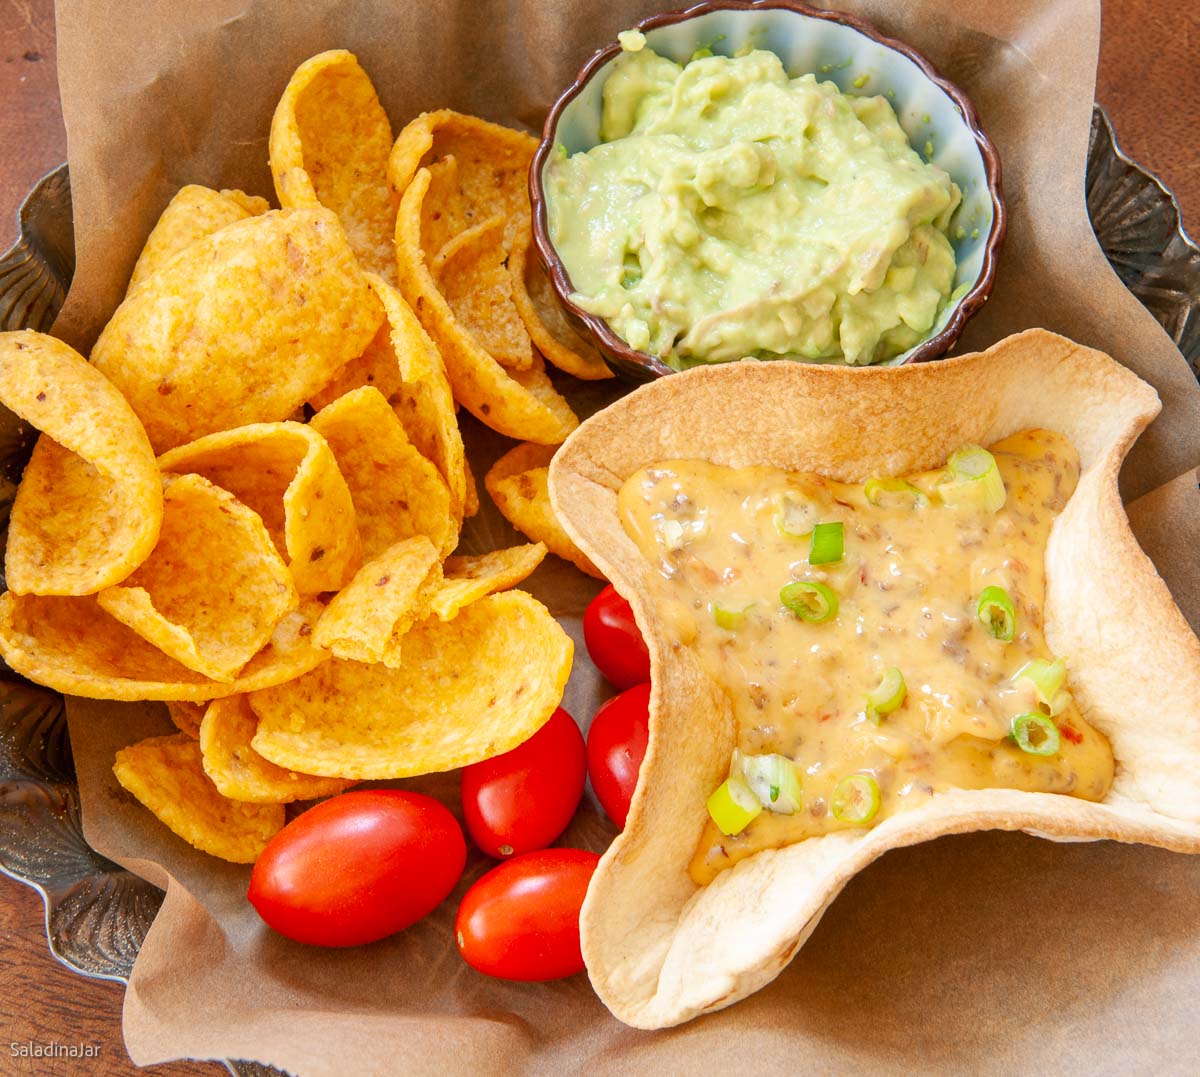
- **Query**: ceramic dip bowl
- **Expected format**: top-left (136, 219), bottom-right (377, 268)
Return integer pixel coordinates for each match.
top-left (530, 0), bottom-right (1005, 380)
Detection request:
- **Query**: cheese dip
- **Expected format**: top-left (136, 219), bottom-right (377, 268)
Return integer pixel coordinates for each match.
top-left (545, 39), bottom-right (961, 369)
top-left (617, 430), bottom-right (1113, 884)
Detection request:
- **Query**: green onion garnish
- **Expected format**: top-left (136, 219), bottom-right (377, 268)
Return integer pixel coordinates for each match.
top-left (866, 667), bottom-right (906, 721)
top-left (709, 602), bottom-right (751, 631)
top-left (938, 445), bottom-right (1007, 512)
top-left (660, 520), bottom-right (685, 550)
top-left (706, 775), bottom-right (763, 835)
top-left (660, 516), bottom-right (707, 551)
top-left (864, 477), bottom-right (929, 509)
top-left (808, 521), bottom-right (844, 565)
top-left (976, 585), bottom-right (1016, 641)
top-left (740, 753), bottom-right (803, 814)
top-left (1011, 713), bottom-right (1061, 756)
top-left (773, 493), bottom-right (816, 539)
top-left (831, 774), bottom-right (881, 824)
top-left (1015, 658), bottom-right (1069, 715)
top-left (780, 580), bottom-right (838, 623)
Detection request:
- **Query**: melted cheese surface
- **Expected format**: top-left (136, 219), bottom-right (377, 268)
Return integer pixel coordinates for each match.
top-left (617, 430), bottom-right (1114, 885)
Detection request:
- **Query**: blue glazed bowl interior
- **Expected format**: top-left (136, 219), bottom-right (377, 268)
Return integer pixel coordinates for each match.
top-left (543, 7), bottom-right (996, 366)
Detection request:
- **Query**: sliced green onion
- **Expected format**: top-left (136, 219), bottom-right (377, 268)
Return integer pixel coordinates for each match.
top-left (808, 521), bottom-right (844, 565)
top-left (866, 667), bottom-right (906, 721)
top-left (831, 774), bottom-right (881, 824)
top-left (976, 585), bottom-right (1016, 641)
top-left (707, 775), bottom-right (763, 835)
top-left (740, 753), bottom-right (803, 814)
top-left (864, 477), bottom-right (929, 509)
top-left (1015, 658), bottom-right (1069, 714)
top-left (660, 519), bottom-right (686, 550)
top-left (710, 602), bottom-right (751, 631)
top-left (938, 445), bottom-right (1007, 512)
top-left (1046, 690), bottom-right (1072, 717)
top-left (1011, 713), bottom-right (1061, 756)
top-left (773, 493), bottom-right (817, 539)
top-left (660, 517), bottom-right (707, 551)
top-left (780, 580), bottom-right (838, 623)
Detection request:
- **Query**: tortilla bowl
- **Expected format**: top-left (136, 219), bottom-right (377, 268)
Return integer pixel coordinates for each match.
top-left (547, 328), bottom-right (1200, 1029)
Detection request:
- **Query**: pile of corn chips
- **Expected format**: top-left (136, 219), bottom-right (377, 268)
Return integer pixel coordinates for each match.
top-left (0, 49), bottom-right (613, 864)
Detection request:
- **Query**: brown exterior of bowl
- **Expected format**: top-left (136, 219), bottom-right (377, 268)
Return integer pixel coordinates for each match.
top-left (529, 0), bottom-right (1007, 382)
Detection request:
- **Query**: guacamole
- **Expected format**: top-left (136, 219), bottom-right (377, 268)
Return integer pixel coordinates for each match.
top-left (545, 37), bottom-right (962, 368)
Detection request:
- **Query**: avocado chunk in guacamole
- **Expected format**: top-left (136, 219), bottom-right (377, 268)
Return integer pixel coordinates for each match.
top-left (544, 40), bottom-right (962, 368)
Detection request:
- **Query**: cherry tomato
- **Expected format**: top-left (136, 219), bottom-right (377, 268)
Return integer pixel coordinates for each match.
top-left (587, 682), bottom-right (650, 828)
top-left (248, 790), bottom-right (465, 947)
top-left (461, 706), bottom-right (585, 859)
top-left (455, 848), bottom-right (599, 981)
top-left (583, 584), bottom-right (651, 689)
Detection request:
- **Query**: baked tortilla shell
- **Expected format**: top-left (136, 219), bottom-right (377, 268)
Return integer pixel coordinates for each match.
top-left (548, 328), bottom-right (1200, 1029)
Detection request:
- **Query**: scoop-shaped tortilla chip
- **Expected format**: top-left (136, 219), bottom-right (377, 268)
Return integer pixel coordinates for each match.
top-left (0, 593), bottom-right (326, 702)
top-left (199, 696), bottom-right (352, 804)
top-left (313, 536), bottom-right (442, 666)
top-left (430, 543), bottom-right (547, 621)
top-left (114, 733), bottom-right (284, 863)
top-left (388, 108), bottom-right (536, 237)
top-left (157, 422), bottom-right (361, 595)
top-left (548, 328), bottom-right (1200, 1030)
top-left (0, 330), bottom-right (162, 596)
top-left (508, 221), bottom-right (613, 381)
top-left (97, 474), bottom-right (298, 682)
top-left (463, 456), bottom-right (480, 518)
top-left (270, 49), bottom-right (395, 280)
top-left (126, 185), bottom-right (270, 295)
top-left (423, 157), bottom-right (467, 279)
top-left (91, 207), bottom-right (382, 452)
top-left (310, 274), bottom-right (468, 523)
top-left (166, 700), bottom-right (205, 739)
top-left (395, 168), bottom-right (578, 444)
top-left (435, 215), bottom-right (533, 371)
top-left (310, 386), bottom-right (456, 558)
top-left (249, 590), bottom-right (573, 780)
top-left (485, 443), bottom-right (601, 578)
top-left (310, 323), bottom-right (403, 408)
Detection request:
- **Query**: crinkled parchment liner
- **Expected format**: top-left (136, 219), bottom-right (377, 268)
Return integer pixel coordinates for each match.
top-left (38, 0), bottom-right (1200, 1071)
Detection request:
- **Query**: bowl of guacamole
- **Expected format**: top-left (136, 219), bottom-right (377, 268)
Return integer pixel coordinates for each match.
top-left (530, 1), bottom-right (1004, 380)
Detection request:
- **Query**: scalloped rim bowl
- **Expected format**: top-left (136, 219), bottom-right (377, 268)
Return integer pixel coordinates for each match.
top-left (530, 0), bottom-right (1007, 380)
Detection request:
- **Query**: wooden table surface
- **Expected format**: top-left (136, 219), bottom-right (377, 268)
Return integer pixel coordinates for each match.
top-left (1, 2), bottom-right (1197, 1074)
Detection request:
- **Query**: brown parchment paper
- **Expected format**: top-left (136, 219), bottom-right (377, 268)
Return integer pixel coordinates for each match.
top-left (50, 0), bottom-right (1200, 1073)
